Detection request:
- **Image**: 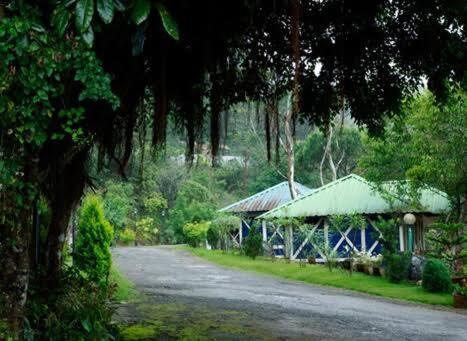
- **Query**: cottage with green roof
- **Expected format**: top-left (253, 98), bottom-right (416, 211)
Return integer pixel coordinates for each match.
top-left (258, 174), bottom-right (450, 260)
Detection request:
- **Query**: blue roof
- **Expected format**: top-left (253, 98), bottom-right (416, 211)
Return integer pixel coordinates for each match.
top-left (220, 182), bottom-right (313, 214)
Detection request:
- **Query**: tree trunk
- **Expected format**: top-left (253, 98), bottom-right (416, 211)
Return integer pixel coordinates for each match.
top-left (286, 0), bottom-right (300, 200)
top-left (0, 155), bottom-right (38, 339)
top-left (264, 103), bottom-right (272, 163)
top-left (41, 149), bottom-right (87, 287)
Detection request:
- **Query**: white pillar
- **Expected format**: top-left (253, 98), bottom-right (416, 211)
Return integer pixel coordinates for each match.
top-left (324, 219), bottom-right (329, 248)
top-left (239, 220), bottom-right (243, 245)
top-left (361, 222), bottom-right (366, 252)
top-left (262, 220), bottom-right (267, 242)
top-left (399, 225), bottom-right (404, 251)
top-left (286, 225), bottom-right (294, 259)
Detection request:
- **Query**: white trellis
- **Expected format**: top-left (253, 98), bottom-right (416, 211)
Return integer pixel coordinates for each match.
top-left (291, 218), bottom-right (324, 260)
top-left (231, 219), bottom-right (252, 247)
top-left (262, 216), bottom-right (383, 260)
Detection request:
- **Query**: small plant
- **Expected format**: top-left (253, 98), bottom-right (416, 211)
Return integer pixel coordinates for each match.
top-left (422, 259), bottom-right (452, 293)
top-left (183, 221), bottom-right (210, 247)
top-left (75, 195), bottom-right (114, 284)
top-left (243, 229), bottom-right (263, 259)
top-left (385, 252), bottom-right (411, 283)
top-left (119, 228), bottom-right (136, 245)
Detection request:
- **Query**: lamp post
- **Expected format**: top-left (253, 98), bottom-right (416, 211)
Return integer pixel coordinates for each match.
top-left (403, 213), bottom-right (416, 252)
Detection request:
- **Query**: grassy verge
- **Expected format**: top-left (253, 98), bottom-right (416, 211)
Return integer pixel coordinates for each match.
top-left (109, 263), bottom-right (140, 302)
top-left (188, 247), bottom-right (453, 307)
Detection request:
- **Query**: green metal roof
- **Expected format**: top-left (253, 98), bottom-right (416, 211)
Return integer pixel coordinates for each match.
top-left (258, 174), bottom-right (451, 219)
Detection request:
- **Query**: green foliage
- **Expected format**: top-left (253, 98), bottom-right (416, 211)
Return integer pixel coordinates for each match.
top-left (155, 3), bottom-right (179, 40)
top-left (243, 229), bottom-right (263, 259)
top-left (422, 259), bottom-right (452, 293)
top-left (75, 195), bottom-right (114, 284)
top-left (385, 252), bottom-right (411, 283)
top-left (209, 215), bottom-right (241, 251)
top-left (360, 87), bottom-right (466, 220)
top-left (183, 222), bottom-right (210, 247)
top-left (372, 217), bottom-right (400, 255)
top-left (131, 0), bottom-right (151, 25)
top-left (169, 181), bottom-right (216, 242)
top-left (102, 181), bottom-right (134, 234)
top-left (206, 227), bottom-right (219, 248)
top-left (296, 126), bottom-right (363, 185)
top-left (26, 268), bottom-right (117, 340)
top-left (135, 217), bottom-right (159, 244)
top-left (425, 222), bottom-right (467, 273)
top-left (119, 228), bottom-right (136, 245)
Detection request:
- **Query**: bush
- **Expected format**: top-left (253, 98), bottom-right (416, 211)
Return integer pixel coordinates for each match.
top-left (422, 259), bottom-right (452, 293)
top-left (385, 252), bottom-right (411, 283)
top-left (206, 227), bottom-right (219, 248)
top-left (119, 228), bottom-right (136, 245)
top-left (26, 268), bottom-right (116, 339)
top-left (183, 221), bottom-right (210, 247)
top-left (75, 195), bottom-right (114, 284)
top-left (209, 215), bottom-right (241, 251)
top-left (243, 229), bottom-right (263, 259)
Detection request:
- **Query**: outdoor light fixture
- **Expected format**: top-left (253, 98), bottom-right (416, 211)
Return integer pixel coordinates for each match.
top-left (403, 213), bottom-right (416, 225)
top-left (403, 213), bottom-right (416, 252)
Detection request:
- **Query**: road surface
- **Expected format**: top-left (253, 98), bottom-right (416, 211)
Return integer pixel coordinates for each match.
top-left (113, 246), bottom-right (467, 340)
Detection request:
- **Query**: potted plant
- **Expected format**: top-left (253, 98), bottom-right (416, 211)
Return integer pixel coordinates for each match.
top-left (371, 254), bottom-right (383, 276)
top-left (453, 284), bottom-right (467, 309)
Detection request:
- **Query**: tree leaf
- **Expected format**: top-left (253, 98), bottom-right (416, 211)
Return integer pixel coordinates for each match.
top-left (113, 0), bottom-right (125, 12)
top-left (155, 2), bottom-right (179, 40)
top-left (81, 319), bottom-right (92, 333)
top-left (82, 25), bottom-right (94, 46)
top-left (131, 0), bottom-right (151, 25)
top-left (52, 7), bottom-right (72, 36)
top-left (75, 0), bottom-right (94, 33)
top-left (97, 0), bottom-right (114, 24)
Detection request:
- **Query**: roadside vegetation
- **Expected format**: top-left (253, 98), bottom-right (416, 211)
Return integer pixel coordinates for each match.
top-left (1, 1), bottom-right (465, 338)
top-left (188, 248), bottom-right (453, 306)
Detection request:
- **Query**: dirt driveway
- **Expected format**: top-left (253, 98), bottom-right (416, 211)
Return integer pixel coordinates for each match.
top-left (113, 246), bottom-right (467, 340)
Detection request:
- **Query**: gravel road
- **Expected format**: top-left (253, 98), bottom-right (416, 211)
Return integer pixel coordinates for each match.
top-left (113, 246), bottom-right (467, 340)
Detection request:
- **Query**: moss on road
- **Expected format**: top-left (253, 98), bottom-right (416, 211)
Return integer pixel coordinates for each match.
top-left (188, 247), bottom-right (453, 307)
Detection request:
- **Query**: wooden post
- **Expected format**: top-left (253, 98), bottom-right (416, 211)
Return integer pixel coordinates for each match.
top-left (262, 220), bottom-right (267, 242)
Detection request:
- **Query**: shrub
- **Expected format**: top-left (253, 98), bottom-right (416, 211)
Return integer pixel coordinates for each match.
top-left (169, 181), bottom-right (216, 242)
top-left (206, 227), bottom-right (219, 248)
top-left (26, 268), bottom-right (117, 339)
top-left (119, 228), bottom-right (136, 245)
top-left (209, 215), bottom-right (241, 251)
top-left (183, 221), bottom-right (210, 247)
top-left (243, 229), bottom-right (263, 259)
top-left (422, 259), bottom-right (452, 293)
top-left (385, 252), bottom-right (411, 283)
top-left (75, 195), bottom-right (114, 284)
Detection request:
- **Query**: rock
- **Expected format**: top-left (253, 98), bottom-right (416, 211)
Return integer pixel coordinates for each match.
top-left (409, 255), bottom-right (426, 281)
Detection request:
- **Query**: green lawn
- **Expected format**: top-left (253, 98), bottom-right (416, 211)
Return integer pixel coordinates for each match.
top-left (109, 263), bottom-right (140, 302)
top-left (188, 247), bottom-right (453, 307)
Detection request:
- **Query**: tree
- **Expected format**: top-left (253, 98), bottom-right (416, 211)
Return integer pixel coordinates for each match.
top-left (169, 181), bottom-right (216, 242)
top-left (0, 14), bottom-right (117, 335)
top-left (75, 195), bottom-right (114, 284)
top-left (359, 87), bottom-right (466, 220)
top-left (1, 0), bottom-right (466, 336)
